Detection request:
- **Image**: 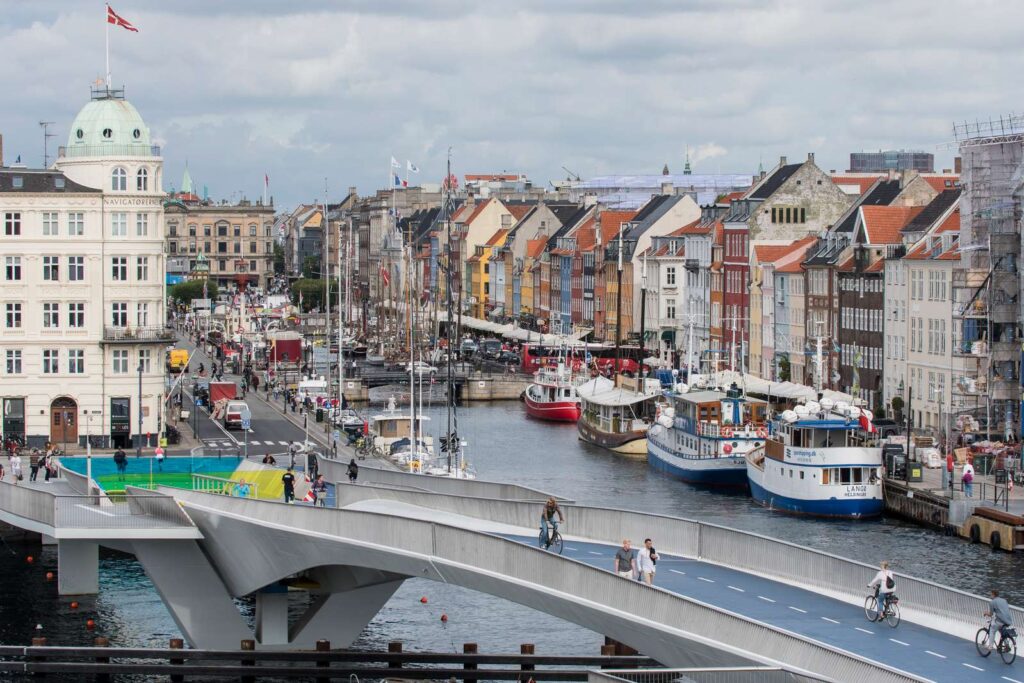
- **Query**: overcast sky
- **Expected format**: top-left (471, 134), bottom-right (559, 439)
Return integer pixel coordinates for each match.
top-left (1, 1), bottom-right (1021, 208)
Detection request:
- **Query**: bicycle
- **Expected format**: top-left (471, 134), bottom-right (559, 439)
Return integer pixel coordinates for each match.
top-left (539, 523), bottom-right (564, 555)
top-left (864, 591), bottom-right (901, 628)
top-left (977, 619), bottom-right (1017, 664)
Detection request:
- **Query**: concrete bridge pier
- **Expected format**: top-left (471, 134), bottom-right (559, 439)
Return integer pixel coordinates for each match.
top-left (57, 540), bottom-right (98, 595)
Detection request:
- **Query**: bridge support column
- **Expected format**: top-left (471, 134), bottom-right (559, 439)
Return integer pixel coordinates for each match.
top-left (57, 540), bottom-right (98, 595)
top-left (255, 585), bottom-right (289, 646)
top-left (130, 540), bottom-right (251, 649)
top-left (288, 576), bottom-right (405, 649)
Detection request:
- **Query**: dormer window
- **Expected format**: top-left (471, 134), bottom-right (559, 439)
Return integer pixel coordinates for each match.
top-left (136, 167), bottom-right (148, 191)
top-left (102, 128), bottom-right (113, 139)
top-left (76, 129), bottom-right (84, 140)
top-left (132, 128), bottom-right (141, 139)
top-left (111, 167), bottom-right (127, 191)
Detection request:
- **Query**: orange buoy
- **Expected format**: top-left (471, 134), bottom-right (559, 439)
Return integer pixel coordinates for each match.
top-left (45, 572), bottom-right (54, 581)
top-left (70, 602), bottom-right (79, 610)
top-left (85, 619), bottom-right (95, 630)
top-left (440, 614), bottom-right (448, 623)
top-left (419, 596), bottom-right (428, 604)
top-left (26, 556), bottom-right (34, 564)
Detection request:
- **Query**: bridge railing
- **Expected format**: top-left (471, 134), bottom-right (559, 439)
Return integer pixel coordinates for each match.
top-left (0, 481), bottom-right (56, 527)
top-left (590, 668), bottom-right (826, 683)
top-left (333, 483), bottom-right (1022, 636)
top-left (168, 488), bottom-right (921, 683)
top-left (124, 487), bottom-right (198, 527)
top-left (190, 474), bottom-right (259, 499)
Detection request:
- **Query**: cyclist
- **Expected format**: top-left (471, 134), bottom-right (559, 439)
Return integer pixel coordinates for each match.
top-left (539, 497), bottom-right (564, 548)
top-left (984, 589), bottom-right (1014, 648)
top-left (867, 560), bottom-right (895, 621)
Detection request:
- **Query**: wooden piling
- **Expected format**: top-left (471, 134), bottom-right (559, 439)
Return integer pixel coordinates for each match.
top-left (240, 639), bottom-right (255, 683)
top-left (520, 643), bottom-right (535, 674)
top-left (93, 637), bottom-right (110, 683)
top-left (315, 639), bottom-right (331, 683)
top-left (169, 638), bottom-right (184, 683)
top-left (388, 640), bottom-right (403, 670)
top-left (463, 642), bottom-right (478, 683)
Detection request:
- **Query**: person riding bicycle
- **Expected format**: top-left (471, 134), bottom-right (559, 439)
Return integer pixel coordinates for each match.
top-left (867, 560), bottom-right (895, 621)
top-left (539, 497), bottom-right (564, 547)
top-left (985, 589), bottom-right (1014, 647)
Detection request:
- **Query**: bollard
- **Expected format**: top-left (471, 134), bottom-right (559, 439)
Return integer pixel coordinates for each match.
top-left (463, 643), bottom-right (478, 683)
top-left (169, 638), bottom-right (184, 683)
top-left (31, 636), bottom-right (46, 678)
top-left (315, 639), bottom-right (331, 683)
top-left (94, 637), bottom-right (110, 683)
top-left (520, 643), bottom-right (535, 674)
top-left (240, 639), bottom-right (256, 683)
top-left (388, 641), bottom-right (403, 670)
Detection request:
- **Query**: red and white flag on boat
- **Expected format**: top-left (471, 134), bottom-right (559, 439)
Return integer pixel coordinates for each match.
top-left (859, 413), bottom-right (876, 433)
top-left (107, 5), bottom-right (139, 32)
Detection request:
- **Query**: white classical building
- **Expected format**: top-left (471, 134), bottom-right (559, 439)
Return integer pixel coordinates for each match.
top-left (0, 85), bottom-right (168, 450)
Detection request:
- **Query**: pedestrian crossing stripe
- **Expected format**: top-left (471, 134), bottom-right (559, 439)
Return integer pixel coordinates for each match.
top-left (250, 440), bottom-right (260, 445)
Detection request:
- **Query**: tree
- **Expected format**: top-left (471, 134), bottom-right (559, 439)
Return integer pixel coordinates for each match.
top-left (169, 279), bottom-right (218, 304)
top-left (777, 355), bottom-right (791, 382)
top-left (302, 256), bottom-right (320, 279)
top-left (273, 243), bottom-right (285, 275)
top-left (291, 278), bottom-right (339, 312)
top-left (890, 396), bottom-right (904, 423)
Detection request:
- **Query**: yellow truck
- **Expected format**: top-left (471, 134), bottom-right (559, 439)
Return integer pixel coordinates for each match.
top-left (166, 349), bottom-right (189, 374)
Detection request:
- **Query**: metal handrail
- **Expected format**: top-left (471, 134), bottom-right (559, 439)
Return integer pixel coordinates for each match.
top-left (591, 668), bottom-right (827, 683)
top-left (165, 488), bottom-right (923, 683)
top-left (0, 481), bottom-right (57, 526)
top-left (191, 473), bottom-right (258, 499)
top-left (103, 326), bottom-right (176, 342)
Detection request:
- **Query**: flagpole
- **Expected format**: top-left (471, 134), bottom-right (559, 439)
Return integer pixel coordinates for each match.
top-left (105, 4), bottom-right (111, 88)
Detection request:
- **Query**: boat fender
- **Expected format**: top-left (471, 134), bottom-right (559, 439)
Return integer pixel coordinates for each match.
top-left (756, 426), bottom-right (768, 438)
top-left (969, 523), bottom-right (981, 543)
top-left (990, 530), bottom-right (1002, 551)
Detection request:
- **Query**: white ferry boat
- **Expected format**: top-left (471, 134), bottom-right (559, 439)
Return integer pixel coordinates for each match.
top-left (647, 383), bottom-right (767, 487)
top-left (746, 400), bottom-right (883, 519)
top-left (577, 375), bottom-right (663, 456)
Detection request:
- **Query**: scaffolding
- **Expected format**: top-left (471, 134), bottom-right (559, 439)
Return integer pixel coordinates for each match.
top-left (953, 124), bottom-right (1024, 441)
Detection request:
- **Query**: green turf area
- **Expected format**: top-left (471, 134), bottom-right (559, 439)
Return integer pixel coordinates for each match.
top-left (97, 471), bottom-right (237, 493)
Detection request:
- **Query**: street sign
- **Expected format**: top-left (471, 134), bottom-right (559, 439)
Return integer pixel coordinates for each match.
top-left (242, 418), bottom-right (251, 430)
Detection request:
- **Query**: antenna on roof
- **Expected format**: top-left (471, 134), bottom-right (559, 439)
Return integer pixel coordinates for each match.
top-left (39, 121), bottom-right (55, 169)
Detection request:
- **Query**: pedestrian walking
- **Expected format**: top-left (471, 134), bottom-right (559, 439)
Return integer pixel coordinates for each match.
top-left (311, 474), bottom-right (328, 507)
top-left (155, 445), bottom-right (165, 471)
top-left (41, 453), bottom-right (53, 482)
top-left (113, 447), bottom-right (128, 481)
top-left (29, 449), bottom-right (40, 482)
top-left (638, 538), bottom-right (659, 585)
top-left (962, 458), bottom-right (975, 498)
top-left (232, 478), bottom-right (251, 498)
top-left (288, 441), bottom-right (298, 469)
top-left (281, 468), bottom-right (296, 504)
top-left (9, 452), bottom-right (23, 483)
top-left (306, 450), bottom-right (318, 480)
top-left (613, 539), bottom-right (637, 579)
top-left (347, 458), bottom-right (359, 483)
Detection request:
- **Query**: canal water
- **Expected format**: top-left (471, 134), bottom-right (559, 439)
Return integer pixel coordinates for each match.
top-left (1, 401), bottom-right (1021, 657)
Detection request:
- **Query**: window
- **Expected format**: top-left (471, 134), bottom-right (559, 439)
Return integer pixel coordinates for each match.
top-left (5, 256), bottom-right (21, 281)
top-left (218, 259), bottom-right (226, 271)
top-left (111, 212), bottom-right (127, 237)
top-left (233, 224), bottom-right (241, 237)
top-left (68, 212), bottom-right (84, 236)
top-left (68, 349), bottom-right (84, 374)
top-left (249, 224), bottom-right (257, 237)
top-left (136, 257), bottom-right (149, 281)
top-left (136, 167), bottom-right (148, 191)
top-left (136, 213), bottom-right (149, 236)
top-left (168, 222), bottom-right (178, 237)
top-left (43, 256), bottom-right (59, 281)
top-left (111, 302), bottom-right (128, 327)
top-left (666, 266), bottom-right (676, 286)
top-left (249, 260), bottom-right (256, 271)
top-left (43, 212), bottom-right (59, 236)
top-left (217, 223), bottom-right (227, 237)
top-left (233, 242), bottom-right (241, 254)
top-left (4, 212), bottom-right (21, 236)
top-left (5, 349), bottom-right (22, 374)
top-left (111, 167), bottom-right (127, 191)
top-left (43, 302), bottom-right (59, 328)
top-left (139, 349), bottom-right (151, 373)
top-left (112, 349), bottom-right (129, 374)
top-left (218, 242), bottom-right (228, 253)
top-left (248, 241), bottom-right (256, 253)
top-left (68, 256), bottom-right (84, 281)
top-left (68, 303), bottom-right (85, 328)
top-left (136, 302), bottom-right (149, 327)
top-left (5, 303), bottom-right (22, 328)
top-left (42, 349), bottom-right (59, 374)
top-left (169, 242), bottom-right (177, 254)
top-left (112, 256), bottom-right (127, 281)
top-left (666, 298), bottom-right (676, 320)
top-left (188, 223), bottom-right (197, 237)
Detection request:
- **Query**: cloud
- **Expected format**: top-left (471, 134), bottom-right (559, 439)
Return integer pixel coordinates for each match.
top-left (2, 2), bottom-right (1024, 207)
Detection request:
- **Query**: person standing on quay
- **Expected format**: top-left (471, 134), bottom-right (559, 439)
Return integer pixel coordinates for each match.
top-left (962, 458), bottom-right (975, 498)
top-left (113, 447), bottom-right (128, 481)
top-left (347, 458), bottom-right (359, 483)
top-left (614, 539), bottom-right (637, 579)
top-left (281, 468), bottom-right (296, 504)
top-left (29, 449), bottom-right (40, 482)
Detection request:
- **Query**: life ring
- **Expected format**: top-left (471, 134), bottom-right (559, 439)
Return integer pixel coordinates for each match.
top-left (721, 426), bottom-right (733, 438)
top-left (991, 530), bottom-right (1002, 551)
top-left (756, 426), bottom-right (768, 438)
top-left (969, 523), bottom-right (981, 543)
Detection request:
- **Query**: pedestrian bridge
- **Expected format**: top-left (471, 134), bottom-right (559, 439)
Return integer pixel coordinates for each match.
top-left (0, 465), bottom-right (1019, 683)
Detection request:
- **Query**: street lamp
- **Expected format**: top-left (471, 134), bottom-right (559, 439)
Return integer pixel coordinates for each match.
top-left (137, 360), bottom-right (144, 459)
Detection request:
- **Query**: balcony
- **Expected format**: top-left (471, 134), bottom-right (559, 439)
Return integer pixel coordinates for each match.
top-left (58, 144), bottom-right (161, 158)
top-left (685, 259), bottom-right (700, 272)
top-left (102, 326), bottom-right (175, 344)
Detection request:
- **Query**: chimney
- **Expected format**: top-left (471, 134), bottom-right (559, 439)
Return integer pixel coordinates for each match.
top-left (901, 169), bottom-right (919, 189)
top-left (779, 156), bottom-right (787, 166)
top-left (348, 186), bottom-right (357, 197)
top-left (887, 169), bottom-right (897, 182)
top-left (660, 181), bottom-right (674, 195)
top-left (807, 152), bottom-right (815, 164)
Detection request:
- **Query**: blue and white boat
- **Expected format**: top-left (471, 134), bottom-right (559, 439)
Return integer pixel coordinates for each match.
top-left (647, 383), bottom-right (769, 487)
top-left (745, 400), bottom-right (883, 519)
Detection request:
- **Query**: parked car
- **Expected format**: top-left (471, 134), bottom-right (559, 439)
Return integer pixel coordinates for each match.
top-left (459, 338), bottom-right (479, 357)
top-left (496, 350), bottom-right (519, 365)
top-left (406, 361), bottom-right (438, 376)
top-left (480, 339), bottom-right (502, 359)
top-left (224, 401), bottom-right (250, 430)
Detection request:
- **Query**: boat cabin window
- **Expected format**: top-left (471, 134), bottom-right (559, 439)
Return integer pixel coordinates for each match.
top-left (822, 467), bottom-right (875, 486)
top-left (790, 427), bottom-right (851, 449)
top-left (699, 404), bottom-right (720, 422)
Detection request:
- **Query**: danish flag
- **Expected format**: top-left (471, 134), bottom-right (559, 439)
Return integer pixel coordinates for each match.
top-left (107, 5), bottom-right (139, 32)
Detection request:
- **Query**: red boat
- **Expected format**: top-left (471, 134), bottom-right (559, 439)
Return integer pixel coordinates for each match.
top-left (523, 365), bottom-right (582, 423)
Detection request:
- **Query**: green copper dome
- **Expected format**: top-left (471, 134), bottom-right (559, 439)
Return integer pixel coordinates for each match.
top-left (64, 90), bottom-right (157, 157)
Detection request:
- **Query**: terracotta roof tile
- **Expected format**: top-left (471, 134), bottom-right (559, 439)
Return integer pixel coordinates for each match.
top-left (526, 238), bottom-right (547, 259)
top-left (575, 217), bottom-right (597, 251)
top-left (485, 228), bottom-right (509, 246)
top-left (507, 204), bottom-right (534, 221)
top-left (776, 259), bottom-right (805, 273)
top-left (596, 210), bottom-right (638, 245)
top-left (860, 205), bottom-right (924, 244)
top-left (831, 175), bottom-right (884, 194)
top-left (752, 244), bottom-right (793, 264)
top-left (717, 191), bottom-right (745, 204)
top-left (866, 259), bottom-right (885, 272)
top-left (669, 218), bottom-right (702, 236)
top-left (923, 175), bottom-right (959, 192)
top-left (938, 248), bottom-right (959, 260)
top-left (936, 207), bottom-right (960, 234)
top-left (463, 198), bottom-right (493, 225)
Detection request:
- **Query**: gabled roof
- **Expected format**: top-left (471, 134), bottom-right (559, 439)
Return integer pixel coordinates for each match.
top-left (0, 168), bottom-right (99, 194)
top-left (766, 236), bottom-right (817, 270)
top-left (670, 218), bottom-right (702, 236)
top-left (596, 209), bottom-right (639, 246)
top-left (752, 244), bottom-right (794, 264)
top-left (575, 217), bottom-right (598, 251)
top-left (549, 202), bottom-right (587, 227)
top-left (626, 195), bottom-right (687, 240)
top-left (526, 238), bottom-right (547, 259)
top-left (748, 163), bottom-right (803, 200)
top-left (901, 189), bottom-right (961, 234)
top-left (485, 228), bottom-right (509, 246)
top-left (830, 175), bottom-right (884, 194)
top-left (506, 203), bottom-right (535, 221)
top-left (859, 205), bottom-right (924, 245)
top-left (832, 179), bottom-right (902, 234)
top-left (717, 191), bottom-right (745, 204)
top-left (923, 175), bottom-right (959, 192)
top-left (462, 198), bottom-right (495, 225)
